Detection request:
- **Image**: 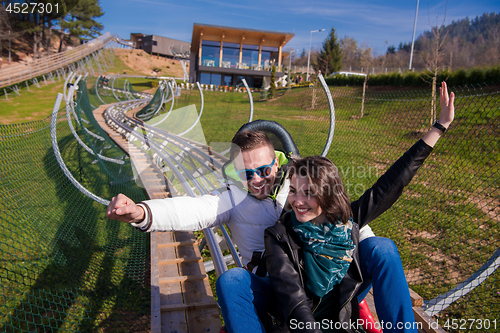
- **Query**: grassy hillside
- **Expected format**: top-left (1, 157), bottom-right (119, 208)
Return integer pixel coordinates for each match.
top-left (0, 49), bottom-right (171, 124)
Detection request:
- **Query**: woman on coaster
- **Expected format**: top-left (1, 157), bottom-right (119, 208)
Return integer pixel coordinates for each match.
top-left (263, 82), bottom-right (455, 333)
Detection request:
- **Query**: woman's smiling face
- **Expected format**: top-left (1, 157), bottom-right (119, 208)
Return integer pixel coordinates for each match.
top-left (288, 174), bottom-right (326, 224)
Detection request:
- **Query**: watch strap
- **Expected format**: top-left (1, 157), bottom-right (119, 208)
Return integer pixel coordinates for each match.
top-left (432, 121), bottom-right (447, 133)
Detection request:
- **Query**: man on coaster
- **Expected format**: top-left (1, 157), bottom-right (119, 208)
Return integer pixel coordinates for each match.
top-left (107, 82), bottom-right (455, 333)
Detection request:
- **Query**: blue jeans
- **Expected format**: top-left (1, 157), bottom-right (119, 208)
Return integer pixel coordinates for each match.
top-left (216, 236), bottom-right (417, 333)
top-left (216, 267), bottom-right (272, 333)
top-left (356, 237), bottom-right (417, 333)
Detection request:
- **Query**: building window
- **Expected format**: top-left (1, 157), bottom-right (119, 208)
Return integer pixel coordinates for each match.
top-left (242, 44), bottom-right (259, 70)
top-left (261, 46), bottom-right (279, 70)
top-left (222, 42), bottom-right (240, 68)
top-left (200, 73), bottom-right (221, 86)
top-left (200, 73), bottom-right (211, 85)
top-left (201, 41), bottom-right (220, 67)
top-left (236, 76), bottom-right (254, 87)
top-left (223, 75), bottom-right (233, 86)
top-left (253, 76), bottom-right (263, 88)
top-left (153, 41), bottom-right (157, 46)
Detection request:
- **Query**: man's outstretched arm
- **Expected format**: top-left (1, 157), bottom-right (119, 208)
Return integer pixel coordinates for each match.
top-left (106, 193), bottom-right (145, 223)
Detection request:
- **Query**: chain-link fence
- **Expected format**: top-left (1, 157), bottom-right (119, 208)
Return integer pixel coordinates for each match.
top-left (0, 96), bottom-right (150, 331)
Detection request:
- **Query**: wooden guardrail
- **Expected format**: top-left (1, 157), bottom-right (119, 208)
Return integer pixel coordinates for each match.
top-left (0, 33), bottom-right (115, 89)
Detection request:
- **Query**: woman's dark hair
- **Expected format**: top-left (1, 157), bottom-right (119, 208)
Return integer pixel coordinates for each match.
top-left (289, 156), bottom-right (352, 224)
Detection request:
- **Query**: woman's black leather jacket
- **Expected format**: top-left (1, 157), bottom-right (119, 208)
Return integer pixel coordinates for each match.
top-left (263, 139), bottom-right (433, 333)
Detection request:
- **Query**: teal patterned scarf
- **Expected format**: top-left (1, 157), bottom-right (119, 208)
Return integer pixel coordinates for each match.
top-left (292, 211), bottom-right (355, 297)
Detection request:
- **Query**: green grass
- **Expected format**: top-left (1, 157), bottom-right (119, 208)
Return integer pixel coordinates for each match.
top-left (0, 50), bottom-right (158, 125)
top-left (0, 80), bottom-right (66, 124)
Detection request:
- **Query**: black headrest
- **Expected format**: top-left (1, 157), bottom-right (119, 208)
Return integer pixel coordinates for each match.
top-left (237, 119), bottom-right (300, 158)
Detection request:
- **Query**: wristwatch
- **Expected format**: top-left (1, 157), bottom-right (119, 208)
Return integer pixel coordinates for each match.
top-left (432, 120), bottom-right (448, 134)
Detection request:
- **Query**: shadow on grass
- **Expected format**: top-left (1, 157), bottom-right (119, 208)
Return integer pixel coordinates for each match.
top-left (5, 132), bottom-right (150, 332)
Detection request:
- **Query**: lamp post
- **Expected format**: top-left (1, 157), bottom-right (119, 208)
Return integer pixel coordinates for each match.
top-left (307, 29), bottom-right (325, 81)
top-left (288, 49), bottom-right (297, 73)
top-left (409, 0), bottom-right (420, 70)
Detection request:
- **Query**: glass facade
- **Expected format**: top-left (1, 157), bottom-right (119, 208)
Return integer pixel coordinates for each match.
top-left (236, 76), bottom-right (254, 87)
top-left (201, 40), bottom-right (220, 67)
top-left (223, 75), bottom-right (233, 86)
top-left (242, 44), bottom-right (259, 70)
top-left (201, 40), bottom-right (281, 71)
top-left (261, 46), bottom-right (279, 70)
top-left (222, 42), bottom-right (240, 68)
top-left (198, 38), bottom-right (284, 88)
top-left (200, 73), bottom-right (222, 86)
top-left (199, 73), bottom-right (268, 88)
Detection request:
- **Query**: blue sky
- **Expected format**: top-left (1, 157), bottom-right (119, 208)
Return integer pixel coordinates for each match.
top-left (100, 0), bottom-right (500, 55)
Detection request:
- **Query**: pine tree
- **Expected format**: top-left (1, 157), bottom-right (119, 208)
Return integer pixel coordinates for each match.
top-left (316, 27), bottom-right (342, 77)
top-left (58, 0), bottom-right (103, 52)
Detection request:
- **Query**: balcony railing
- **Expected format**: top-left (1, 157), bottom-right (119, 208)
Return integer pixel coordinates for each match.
top-left (201, 57), bottom-right (282, 72)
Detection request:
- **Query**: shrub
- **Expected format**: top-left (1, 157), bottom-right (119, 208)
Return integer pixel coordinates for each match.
top-left (468, 69), bottom-right (485, 85)
top-left (448, 69), bottom-right (467, 86)
top-left (325, 74), bottom-right (365, 86)
top-left (484, 65), bottom-right (500, 82)
top-left (437, 70), bottom-right (451, 85)
top-left (325, 67), bottom-right (499, 88)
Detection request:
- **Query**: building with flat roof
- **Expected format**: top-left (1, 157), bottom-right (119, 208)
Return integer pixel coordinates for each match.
top-left (190, 23), bottom-right (294, 88)
top-left (130, 33), bottom-right (190, 59)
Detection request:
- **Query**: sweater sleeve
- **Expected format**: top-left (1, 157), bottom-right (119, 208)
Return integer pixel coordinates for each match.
top-left (131, 188), bottom-right (234, 232)
top-left (351, 139), bottom-right (433, 229)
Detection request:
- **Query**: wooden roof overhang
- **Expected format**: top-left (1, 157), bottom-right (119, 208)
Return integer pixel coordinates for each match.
top-left (191, 23), bottom-right (294, 52)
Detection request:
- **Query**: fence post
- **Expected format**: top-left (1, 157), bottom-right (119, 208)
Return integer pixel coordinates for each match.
top-left (430, 75), bottom-right (437, 126)
top-left (311, 84), bottom-right (317, 109)
top-left (360, 75), bottom-right (368, 118)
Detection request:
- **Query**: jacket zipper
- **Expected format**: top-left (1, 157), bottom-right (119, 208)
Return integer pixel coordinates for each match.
top-left (268, 227), bottom-right (302, 284)
top-left (311, 297), bottom-right (322, 314)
